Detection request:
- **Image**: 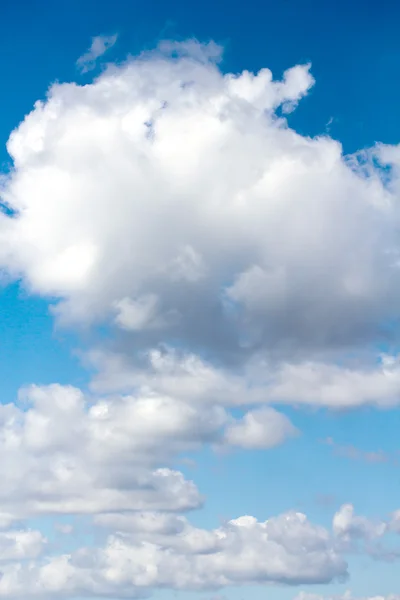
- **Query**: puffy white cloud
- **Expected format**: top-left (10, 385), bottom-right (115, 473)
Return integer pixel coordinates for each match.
top-left (7, 503), bottom-right (400, 598)
top-left (0, 510), bottom-right (347, 598)
top-left (0, 384), bottom-right (204, 520)
top-left (0, 385), bottom-right (398, 597)
top-left (78, 511), bottom-right (347, 588)
top-left (1, 39), bottom-right (399, 366)
top-left (223, 406), bottom-right (298, 449)
top-left (76, 34), bottom-right (118, 73)
top-left (0, 381), bottom-right (295, 522)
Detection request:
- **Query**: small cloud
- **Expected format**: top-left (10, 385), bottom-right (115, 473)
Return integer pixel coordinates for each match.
top-left (223, 407), bottom-right (298, 450)
top-left (76, 33), bottom-right (118, 73)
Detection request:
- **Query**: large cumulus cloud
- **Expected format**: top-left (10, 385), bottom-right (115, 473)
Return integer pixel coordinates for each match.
top-left (1, 40), bottom-right (400, 364)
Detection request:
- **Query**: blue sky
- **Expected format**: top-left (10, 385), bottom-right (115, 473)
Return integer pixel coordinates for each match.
top-left (1, 0), bottom-right (400, 158)
top-left (1, 1), bottom-right (400, 599)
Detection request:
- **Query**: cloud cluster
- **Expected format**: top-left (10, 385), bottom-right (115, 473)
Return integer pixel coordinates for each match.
top-left (0, 382), bottom-right (299, 523)
top-left (1, 38), bottom-right (400, 598)
top-left (0, 378), bottom-right (397, 598)
top-left (0, 502), bottom-right (399, 598)
top-left (0, 511), bottom-right (348, 598)
top-left (223, 406), bottom-right (298, 449)
top-left (0, 381), bottom-right (398, 596)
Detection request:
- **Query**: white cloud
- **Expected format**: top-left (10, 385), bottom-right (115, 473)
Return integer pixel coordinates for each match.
top-left (2, 39), bottom-right (399, 368)
top-left (223, 406), bottom-right (298, 449)
top-left (3, 502), bottom-right (400, 599)
top-left (333, 504), bottom-right (387, 542)
top-left (265, 355), bottom-right (400, 408)
top-left (330, 504), bottom-right (400, 561)
top-left (0, 384), bottom-right (205, 520)
top-left (0, 379), bottom-right (398, 599)
top-left (76, 34), bottom-right (118, 73)
top-left (2, 38), bottom-right (400, 598)
top-left (0, 380), bottom-right (298, 522)
top-left (0, 511), bottom-right (347, 597)
top-left (87, 346), bottom-right (400, 410)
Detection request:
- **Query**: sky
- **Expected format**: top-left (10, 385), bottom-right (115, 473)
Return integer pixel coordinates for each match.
top-left (1, 0), bottom-right (400, 599)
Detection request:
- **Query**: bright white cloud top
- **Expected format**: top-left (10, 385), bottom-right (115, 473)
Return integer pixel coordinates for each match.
top-left (0, 39), bottom-right (400, 598)
top-left (3, 39), bottom-right (400, 360)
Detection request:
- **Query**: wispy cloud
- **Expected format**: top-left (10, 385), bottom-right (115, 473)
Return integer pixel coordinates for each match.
top-left (76, 33), bottom-right (118, 73)
top-left (323, 437), bottom-right (397, 465)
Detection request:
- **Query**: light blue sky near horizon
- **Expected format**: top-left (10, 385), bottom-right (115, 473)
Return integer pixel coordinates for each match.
top-left (1, 1), bottom-right (400, 598)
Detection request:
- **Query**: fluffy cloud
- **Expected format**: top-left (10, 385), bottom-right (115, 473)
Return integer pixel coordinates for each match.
top-left (0, 382), bottom-right (295, 522)
top-left (0, 511), bottom-right (347, 598)
top-left (5, 503), bottom-right (400, 598)
top-left (2, 37), bottom-right (400, 598)
top-left (0, 384), bottom-right (204, 520)
top-left (0, 385), bottom-right (398, 597)
top-left (223, 406), bottom-right (298, 449)
top-left (1, 39), bottom-right (400, 367)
